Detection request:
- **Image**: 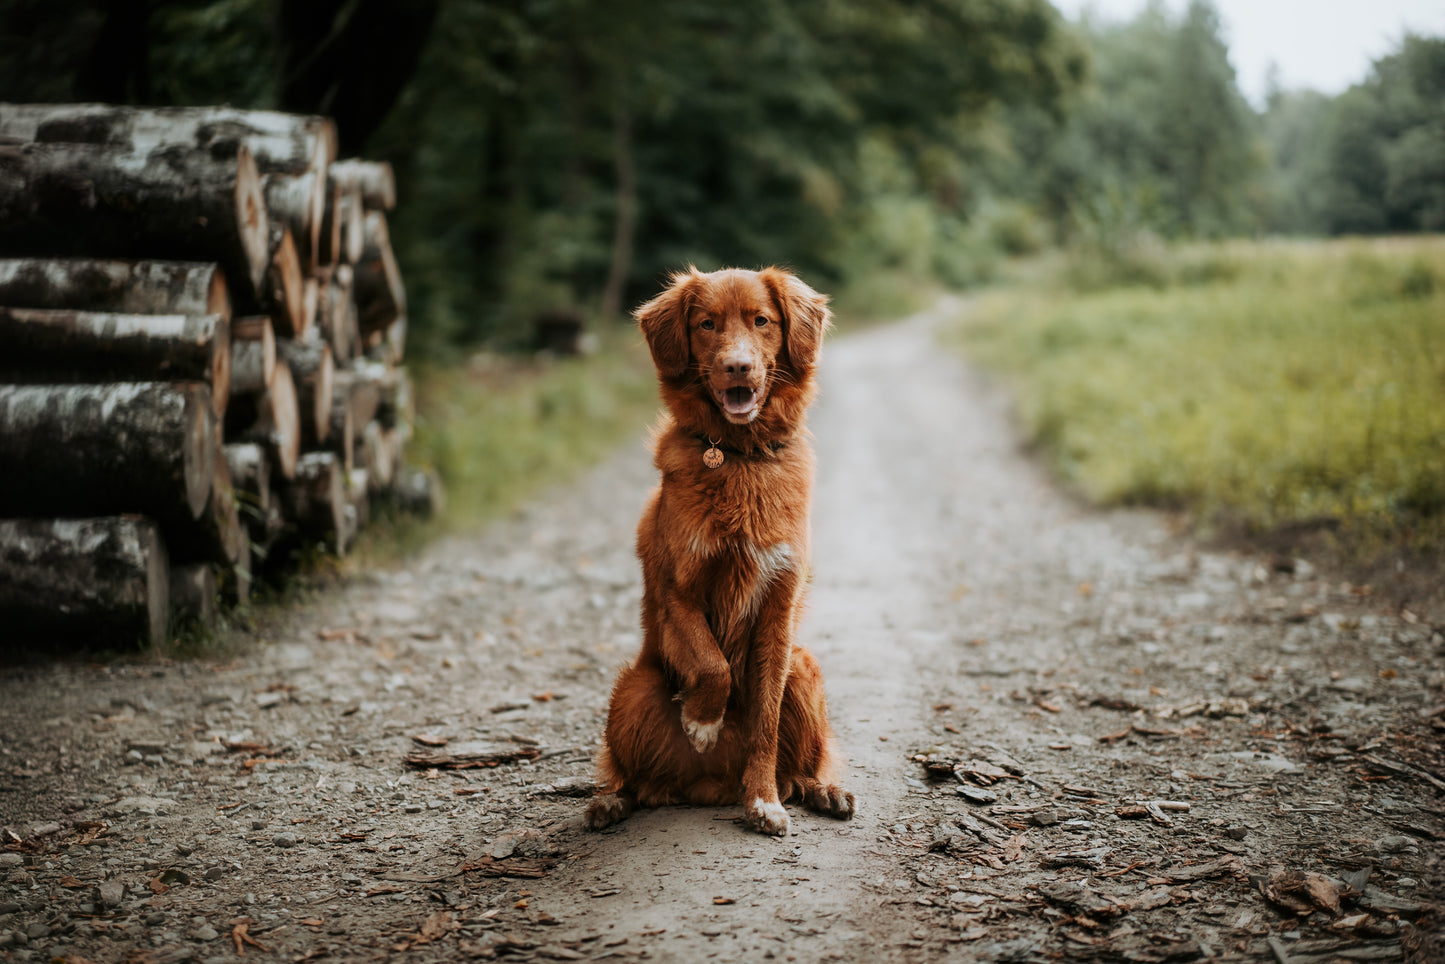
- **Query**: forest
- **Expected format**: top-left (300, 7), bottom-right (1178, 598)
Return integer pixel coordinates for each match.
top-left (0, 0), bottom-right (1442, 352)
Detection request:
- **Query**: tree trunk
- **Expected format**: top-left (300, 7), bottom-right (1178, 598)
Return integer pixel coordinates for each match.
top-left (329, 159), bottom-right (395, 211)
top-left (0, 382), bottom-right (215, 522)
top-left (0, 141), bottom-right (271, 301)
top-left (374, 364), bottom-right (414, 437)
top-left (225, 362), bottom-right (300, 480)
top-left (0, 258), bottom-right (231, 324)
top-left (601, 107), bottom-right (638, 319)
top-left (354, 210), bottom-right (405, 335)
top-left (0, 516), bottom-right (169, 649)
top-left (263, 171), bottom-right (325, 274)
top-left (277, 338), bottom-right (333, 446)
top-left (0, 308), bottom-right (230, 418)
top-left (168, 563), bottom-right (218, 630)
top-left (0, 103), bottom-right (337, 177)
top-left (282, 451), bottom-right (347, 555)
top-left (230, 315), bottom-right (276, 395)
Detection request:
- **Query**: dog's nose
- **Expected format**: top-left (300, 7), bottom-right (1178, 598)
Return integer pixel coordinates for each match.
top-left (721, 354), bottom-right (753, 377)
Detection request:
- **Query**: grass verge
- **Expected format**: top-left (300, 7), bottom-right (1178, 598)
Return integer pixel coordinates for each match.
top-left (946, 236), bottom-right (1445, 596)
top-left (348, 323), bottom-right (661, 562)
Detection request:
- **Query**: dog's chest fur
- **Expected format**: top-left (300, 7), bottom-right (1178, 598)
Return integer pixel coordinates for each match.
top-left (657, 444), bottom-right (812, 646)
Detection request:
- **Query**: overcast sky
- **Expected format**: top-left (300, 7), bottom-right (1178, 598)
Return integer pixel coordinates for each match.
top-left (1051, 0), bottom-right (1445, 108)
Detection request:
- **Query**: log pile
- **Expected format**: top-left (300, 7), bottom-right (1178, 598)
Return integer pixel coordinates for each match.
top-left (0, 103), bottom-right (440, 650)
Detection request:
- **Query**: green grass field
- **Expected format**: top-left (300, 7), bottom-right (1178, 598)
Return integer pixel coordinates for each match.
top-left (347, 325), bottom-right (660, 560)
top-left (947, 237), bottom-right (1445, 562)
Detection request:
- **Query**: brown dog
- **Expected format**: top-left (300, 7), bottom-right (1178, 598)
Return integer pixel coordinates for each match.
top-left (585, 266), bottom-right (854, 836)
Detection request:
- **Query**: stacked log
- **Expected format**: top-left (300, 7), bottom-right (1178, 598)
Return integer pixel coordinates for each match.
top-left (0, 103), bottom-right (438, 649)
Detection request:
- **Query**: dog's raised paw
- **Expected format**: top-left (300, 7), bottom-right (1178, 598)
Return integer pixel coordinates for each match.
top-left (744, 798), bottom-right (790, 836)
top-left (584, 792), bottom-right (634, 831)
top-left (681, 715), bottom-right (723, 754)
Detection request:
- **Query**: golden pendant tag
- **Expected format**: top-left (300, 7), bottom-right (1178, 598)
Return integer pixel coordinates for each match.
top-left (702, 440), bottom-right (724, 469)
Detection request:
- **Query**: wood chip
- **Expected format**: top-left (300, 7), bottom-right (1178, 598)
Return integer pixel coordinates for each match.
top-left (402, 740), bottom-right (542, 769)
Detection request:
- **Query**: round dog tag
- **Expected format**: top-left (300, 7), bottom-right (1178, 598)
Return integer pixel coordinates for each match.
top-left (702, 440), bottom-right (724, 469)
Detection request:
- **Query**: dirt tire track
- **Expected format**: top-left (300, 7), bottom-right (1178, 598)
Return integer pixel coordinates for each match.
top-left (1, 302), bottom-right (1440, 963)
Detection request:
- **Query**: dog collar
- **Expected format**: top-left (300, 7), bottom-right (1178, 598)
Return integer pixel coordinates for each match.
top-left (695, 434), bottom-right (788, 468)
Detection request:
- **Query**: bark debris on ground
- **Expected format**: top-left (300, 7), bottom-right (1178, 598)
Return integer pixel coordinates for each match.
top-left (1, 304), bottom-right (1442, 963)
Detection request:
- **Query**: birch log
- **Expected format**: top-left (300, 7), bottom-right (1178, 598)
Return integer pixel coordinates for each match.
top-left (329, 159), bottom-right (395, 211)
top-left (0, 516), bottom-right (169, 648)
top-left (0, 258), bottom-right (230, 323)
top-left (353, 210), bottom-right (405, 335)
top-left (229, 316), bottom-right (276, 394)
top-left (0, 103), bottom-right (337, 176)
top-left (0, 308), bottom-right (230, 418)
top-left (225, 361), bottom-right (300, 480)
top-left (0, 141), bottom-right (270, 300)
top-left (0, 382), bottom-right (216, 522)
top-left (277, 338), bottom-right (333, 446)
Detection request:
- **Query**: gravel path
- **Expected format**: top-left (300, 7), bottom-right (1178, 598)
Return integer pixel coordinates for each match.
top-left (2, 302), bottom-right (1441, 962)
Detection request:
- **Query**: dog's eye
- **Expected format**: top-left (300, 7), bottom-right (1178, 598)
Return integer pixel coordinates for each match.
top-left (700, 319), bottom-right (714, 331)
top-left (755, 316), bottom-right (769, 327)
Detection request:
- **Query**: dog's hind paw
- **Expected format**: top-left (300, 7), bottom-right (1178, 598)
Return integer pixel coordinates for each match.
top-left (743, 798), bottom-right (790, 836)
top-left (681, 715), bottom-right (723, 754)
top-left (804, 784), bottom-right (855, 820)
top-left (584, 792), bottom-right (634, 831)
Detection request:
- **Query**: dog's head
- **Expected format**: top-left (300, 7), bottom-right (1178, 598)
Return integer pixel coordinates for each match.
top-left (635, 267), bottom-right (831, 429)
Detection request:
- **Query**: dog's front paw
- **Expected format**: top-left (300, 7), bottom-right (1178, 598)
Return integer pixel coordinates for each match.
top-left (681, 714), bottom-right (723, 754)
top-left (743, 798), bottom-right (790, 836)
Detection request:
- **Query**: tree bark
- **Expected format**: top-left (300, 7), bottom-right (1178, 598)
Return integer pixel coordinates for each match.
top-left (0, 258), bottom-right (231, 324)
top-left (0, 103), bottom-right (337, 177)
top-left (0, 516), bottom-right (169, 649)
top-left (230, 316), bottom-right (276, 395)
top-left (0, 308), bottom-right (230, 418)
top-left (226, 362), bottom-right (300, 480)
top-left (0, 382), bottom-right (215, 522)
top-left (354, 210), bottom-right (405, 335)
top-left (601, 107), bottom-right (638, 320)
top-left (0, 141), bottom-right (271, 301)
top-left (277, 338), bottom-right (334, 447)
top-left (329, 159), bottom-right (395, 211)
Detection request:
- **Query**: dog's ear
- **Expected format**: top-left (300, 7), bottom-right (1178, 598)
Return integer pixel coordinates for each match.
top-left (634, 268), bottom-right (701, 379)
top-left (761, 267), bottom-right (832, 372)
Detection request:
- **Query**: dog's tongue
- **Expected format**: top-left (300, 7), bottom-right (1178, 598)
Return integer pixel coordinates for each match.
top-left (723, 386), bottom-right (756, 416)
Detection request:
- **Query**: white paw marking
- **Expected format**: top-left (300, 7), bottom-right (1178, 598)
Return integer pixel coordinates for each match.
top-left (747, 797), bottom-right (789, 836)
top-left (682, 716), bottom-right (723, 753)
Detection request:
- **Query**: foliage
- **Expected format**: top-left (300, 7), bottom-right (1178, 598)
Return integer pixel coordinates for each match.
top-left (947, 237), bottom-right (1445, 558)
top-left (1263, 34), bottom-right (1445, 235)
top-left (402, 328), bottom-right (659, 533)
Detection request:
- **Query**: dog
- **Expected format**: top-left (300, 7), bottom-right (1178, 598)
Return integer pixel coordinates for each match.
top-left (585, 266), bottom-right (854, 837)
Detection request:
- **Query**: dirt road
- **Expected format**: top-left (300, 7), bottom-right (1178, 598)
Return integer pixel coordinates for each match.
top-left (2, 304), bottom-right (1441, 962)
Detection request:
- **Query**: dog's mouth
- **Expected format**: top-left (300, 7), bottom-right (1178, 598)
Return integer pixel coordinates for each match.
top-left (715, 384), bottom-right (761, 422)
